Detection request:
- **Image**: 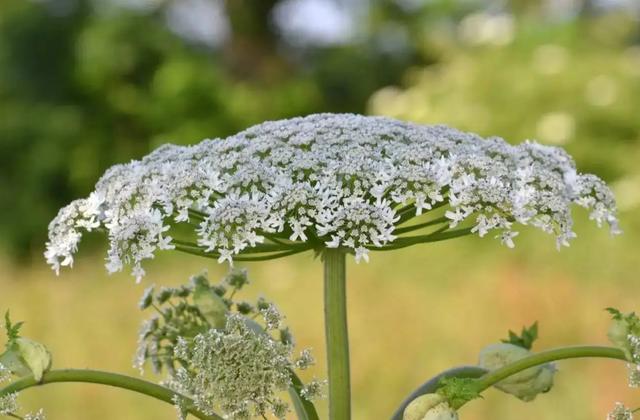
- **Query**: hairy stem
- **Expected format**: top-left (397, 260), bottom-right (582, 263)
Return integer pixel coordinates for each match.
top-left (0, 369), bottom-right (222, 420)
top-left (454, 345), bottom-right (628, 409)
top-left (324, 249), bottom-right (351, 420)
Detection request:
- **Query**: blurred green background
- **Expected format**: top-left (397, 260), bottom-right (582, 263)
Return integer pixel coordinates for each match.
top-left (0, 0), bottom-right (639, 418)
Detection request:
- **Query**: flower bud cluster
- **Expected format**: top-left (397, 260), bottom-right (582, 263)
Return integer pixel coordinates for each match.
top-left (478, 343), bottom-right (555, 401)
top-left (607, 402), bottom-right (634, 420)
top-left (45, 114), bottom-right (619, 280)
top-left (135, 270), bottom-right (323, 419)
top-left (607, 308), bottom-right (640, 387)
top-left (0, 363), bottom-right (46, 419)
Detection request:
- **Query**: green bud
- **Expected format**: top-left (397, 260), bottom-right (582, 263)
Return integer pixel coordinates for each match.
top-left (403, 394), bottom-right (458, 420)
top-left (280, 327), bottom-right (294, 345)
top-left (0, 338), bottom-right (52, 382)
top-left (176, 285), bottom-right (191, 298)
top-left (212, 285), bottom-right (227, 297)
top-left (156, 287), bottom-right (174, 304)
top-left (478, 343), bottom-right (555, 401)
top-left (138, 286), bottom-right (154, 310)
top-left (256, 297), bottom-right (270, 311)
top-left (190, 273), bottom-right (210, 289)
top-left (225, 268), bottom-right (249, 290)
top-left (236, 302), bottom-right (254, 315)
top-left (608, 318), bottom-right (632, 360)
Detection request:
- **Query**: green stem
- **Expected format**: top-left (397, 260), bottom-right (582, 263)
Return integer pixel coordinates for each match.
top-left (0, 369), bottom-right (222, 420)
top-left (393, 216), bottom-right (449, 235)
top-left (324, 249), bottom-right (351, 420)
top-left (454, 345), bottom-right (627, 409)
top-left (371, 227), bottom-right (474, 251)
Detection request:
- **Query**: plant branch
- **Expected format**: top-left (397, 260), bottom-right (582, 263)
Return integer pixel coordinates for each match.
top-left (0, 369), bottom-right (222, 420)
top-left (454, 345), bottom-right (628, 409)
top-left (371, 227), bottom-right (474, 251)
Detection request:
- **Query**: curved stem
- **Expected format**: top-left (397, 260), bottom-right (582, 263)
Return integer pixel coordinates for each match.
top-left (0, 369), bottom-right (222, 420)
top-left (324, 249), bottom-right (351, 420)
top-left (173, 244), bottom-right (310, 261)
top-left (371, 227), bottom-right (474, 251)
top-left (454, 345), bottom-right (628, 409)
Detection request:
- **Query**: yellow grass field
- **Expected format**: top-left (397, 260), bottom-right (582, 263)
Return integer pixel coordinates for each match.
top-left (1, 215), bottom-right (638, 419)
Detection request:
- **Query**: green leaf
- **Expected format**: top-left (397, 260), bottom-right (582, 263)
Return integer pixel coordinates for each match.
top-left (606, 307), bottom-right (624, 320)
top-left (501, 322), bottom-right (539, 350)
top-left (193, 282), bottom-right (228, 329)
top-left (288, 369), bottom-right (320, 420)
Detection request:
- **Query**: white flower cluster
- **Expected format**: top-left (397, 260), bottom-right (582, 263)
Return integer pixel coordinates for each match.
top-left (167, 313), bottom-right (320, 419)
top-left (45, 114), bottom-right (620, 280)
top-left (608, 402), bottom-right (634, 420)
top-left (627, 333), bottom-right (640, 388)
top-left (0, 365), bottom-right (46, 420)
top-left (0, 364), bottom-right (17, 416)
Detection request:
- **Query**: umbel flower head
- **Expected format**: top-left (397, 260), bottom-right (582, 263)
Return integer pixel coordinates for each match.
top-left (135, 270), bottom-right (323, 419)
top-left (45, 113), bottom-right (620, 280)
top-left (168, 313), bottom-right (313, 419)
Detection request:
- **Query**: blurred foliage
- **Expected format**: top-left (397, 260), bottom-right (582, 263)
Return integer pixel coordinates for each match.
top-left (369, 11), bottom-right (640, 204)
top-left (0, 0), bottom-right (422, 259)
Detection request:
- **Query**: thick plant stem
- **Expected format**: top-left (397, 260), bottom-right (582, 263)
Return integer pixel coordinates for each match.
top-left (0, 369), bottom-right (222, 420)
top-left (324, 249), bottom-right (350, 420)
top-left (454, 345), bottom-right (627, 409)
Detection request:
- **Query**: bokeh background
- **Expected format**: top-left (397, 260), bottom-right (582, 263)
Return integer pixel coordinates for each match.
top-left (1, 0), bottom-right (639, 418)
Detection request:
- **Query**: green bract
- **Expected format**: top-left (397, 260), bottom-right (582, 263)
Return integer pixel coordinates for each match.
top-left (478, 343), bottom-right (555, 401)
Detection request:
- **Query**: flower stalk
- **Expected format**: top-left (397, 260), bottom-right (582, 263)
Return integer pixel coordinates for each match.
top-left (324, 249), bottom-right (350, 419)
top-left (0, 369), bottom-right (222, 420)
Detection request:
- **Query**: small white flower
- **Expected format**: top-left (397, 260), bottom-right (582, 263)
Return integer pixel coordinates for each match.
top-left (0, 393), bottom-right (19, 415)
top-left (498, 231), bottom-right (519, 249)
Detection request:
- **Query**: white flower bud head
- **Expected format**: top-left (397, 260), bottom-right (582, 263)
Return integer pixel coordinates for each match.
top-left (403, 394), bottom-right (458, 420)
top-left (479, 343), bottom-right (555, 401)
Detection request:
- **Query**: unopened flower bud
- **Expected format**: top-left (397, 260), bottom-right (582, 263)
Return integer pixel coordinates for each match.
top-left (403, 394), bottom-right (458, 420)
top-left (0, 338), bottom-right (52, 382)
top-left (479, 343), bottom-right (555, 401)
top-left (608, 318), bottom-right (633, 360)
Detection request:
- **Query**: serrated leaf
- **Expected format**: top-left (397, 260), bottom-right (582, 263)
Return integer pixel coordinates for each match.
top-left (606, 307), bottom-right (624, 320)
top-left (4, 311), bottom-right (23, 341)
top-left (501, 322), bottom-right (539, 350)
